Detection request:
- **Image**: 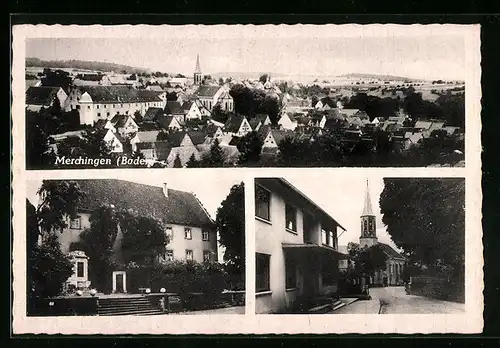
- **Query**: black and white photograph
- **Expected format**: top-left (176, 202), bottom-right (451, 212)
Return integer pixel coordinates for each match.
top-left (21, 25), bottom-right (469, 169)
top-left (254, 176), bottom-right (465, 314)
top-left (25, 175), bottom-right (245, 316)
top-left (11, 23), bottom-right (482, 335)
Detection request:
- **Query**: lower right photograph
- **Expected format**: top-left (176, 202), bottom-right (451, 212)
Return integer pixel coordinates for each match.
top-left (254, 176), bottom-right (465, 315)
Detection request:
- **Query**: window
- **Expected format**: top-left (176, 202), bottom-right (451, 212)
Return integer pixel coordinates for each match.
top-left (165, 250), bottom-right (174, 261)
top-left (97, 105), bottom-right (99, 109)
top-left (165, 227), bottom-right (173, 242)
top-left (87, 105), bottom-right (90, 109)
top-left (70, 217), bottom-right (81, 230)
top-left (76, 105), bottom-right (80, 110)
top-left (369, 219), bottom-right (374, 231)
top-left (113, 104), bottom-right (115, 108)
top-left (285, 203), bottom-right (297, 232)
top-left (285, 257), bottom-right (296, 289)
top-left (256, 253), bottom-right (270, 292)
top-left (184, 228), bottom-right (192, 240)
top-left (97, 113), bottom-right (101, 117)
top-left (104, 104), bottom-right (107, 108)
top-left (107, 112), bottom-right (110, 117)
top-left (255, 185), bottom-right (271, 221)
top-left (185, 249), bottom-right (193, 261)
top-left (76, 262), bottom-right (84, 277)
top-left (121, 104), bottom-right (123, 107)
top-left (364, 220), bottom-right (368, 232)
top-left (203, 250), bottom-right (211, 263)
top-left (321, 229), bottom-right (327, 245)
top-left (202, 230), bottom-right (209, 241)
top-left (328, 231), bottom-right (334, 248)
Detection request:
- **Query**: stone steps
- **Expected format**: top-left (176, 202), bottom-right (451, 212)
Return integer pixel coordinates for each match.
top-left (97, 297), bottom-right (164, 316)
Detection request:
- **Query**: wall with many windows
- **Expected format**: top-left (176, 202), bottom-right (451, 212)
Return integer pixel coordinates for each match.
top-left (161, 223), bottom-right (217, 264)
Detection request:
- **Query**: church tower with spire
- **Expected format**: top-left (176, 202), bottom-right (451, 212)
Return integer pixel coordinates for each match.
top-left (359, 180), bottom-right (378, 248)
top-left (193, 54), bottom-right (202, 85)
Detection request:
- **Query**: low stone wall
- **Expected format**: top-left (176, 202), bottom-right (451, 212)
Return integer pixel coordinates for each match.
top-left (29, 297), bottom-right (98, 316)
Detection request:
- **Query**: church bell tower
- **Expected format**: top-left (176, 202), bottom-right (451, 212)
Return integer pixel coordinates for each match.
top-left (194, 54), bottom-right (202, 85)
top-left (359, 180), bottom-right (378, 248)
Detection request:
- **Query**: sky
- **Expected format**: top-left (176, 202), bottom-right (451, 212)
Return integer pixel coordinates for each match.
top-left (278, 173), bottom-right (399, 251)
top-left (25, 25), bottom-right (467, 80)
top-left (26, 173), bottom-right (244, 261)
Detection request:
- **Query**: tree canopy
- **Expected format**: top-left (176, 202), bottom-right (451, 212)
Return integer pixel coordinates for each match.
top-left (379, 178), bottom-right (465, 277)
top-left (216, 182), bottom-right (245, 279)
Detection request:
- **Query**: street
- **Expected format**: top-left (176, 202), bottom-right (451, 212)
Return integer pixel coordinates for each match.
top-left (372, 286), bottom-right (465, 314)
top-left (334, 287), bottom-right (465, 314)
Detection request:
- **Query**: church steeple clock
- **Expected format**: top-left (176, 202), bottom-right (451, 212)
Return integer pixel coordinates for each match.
top-left (359, 180), bottom-right (378, 248)
top-left (194, 54), bottom-right (202, 85)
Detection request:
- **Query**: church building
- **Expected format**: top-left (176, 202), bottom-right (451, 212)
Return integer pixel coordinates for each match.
top-left (359, 180), bottom-right (406, 287)
top-left (193, 54), bottom-right (203, 85)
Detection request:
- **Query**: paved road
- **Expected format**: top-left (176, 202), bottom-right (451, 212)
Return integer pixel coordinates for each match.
top-left (370, 286), bottom-right (465, 314)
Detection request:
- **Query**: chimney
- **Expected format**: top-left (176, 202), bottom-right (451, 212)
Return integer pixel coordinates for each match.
top-left (162, 183), bottom-right (168, 198)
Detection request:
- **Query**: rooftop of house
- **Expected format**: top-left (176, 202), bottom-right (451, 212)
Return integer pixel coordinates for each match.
top-left (60, 179), bottom-right (214, 228)
top-left (195, 85), bottom-right (221, 98)
top-left (159, 131), bottom-right (190, 148)
top-left (367, 242), bottom-right (405, 260)
top-left (224, 114), bottom-right (247, 133)
top-left (165, 101), bottom-right (185, 115)
top-left (26, 86), bottom-right (62, 106)
top-left (110, 114), bottom-right (134, 128)
top-left (78, 86), bottom-right (162, 103)
top-left (143, 107), bottom-right (165, 123)
top-left (187, 130), bottom-right (208, 145)
top-left (134, 130), bottom-right (160, 143)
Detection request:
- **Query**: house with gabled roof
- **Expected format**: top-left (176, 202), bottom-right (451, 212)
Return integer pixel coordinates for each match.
top-left (49, 179), bottom-right (217, 292)
top-left (26, 86), bottom-right (68, 112)
top-left (103, 129), bottom-right (124, 153)
top-left (157, 115), bottom-right (182, 131)
top-left (143, 107), bottom-right (165, 124)
top-left (182, 101), bottom-right (203, 120)
top-left (165, 101), bottom-right (187, 126)
top-left (110, 114), bottom-right (139, 137)
top-left (224, 114), bottom-right (252, 137)
top-left (278, 113), bottom-right (298, 131)
top-left (130, 130), bottom-right (160, 152)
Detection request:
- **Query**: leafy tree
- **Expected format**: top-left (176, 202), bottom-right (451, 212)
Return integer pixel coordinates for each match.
top-left (277, 136), bottom-right (312, 167)
top-left (134, 110), bottom-right (143, 123)
top-left (259, 74), bottom-right (269, 84)
top-left (218, 77), bottom-right (224, 86)
top-left (29, 234), bottom-right (74, 300)
top-left (236, 131), bottom-right (263, 166)
top-left (199, 138), bottom-right (225, 167)
top-left (79, 205), bottom-right (120, 292)
top-left (216, 183), bottom-right (245, 288)
top-left (173, 154), bottom-right (182, 168)
top-left (27, 181), bottom-right (85, 309)
top-left (118, 210), bottom-right (167, 267)
top-left (379, 178), bottom-right (465, 278)
top-left (36, 180), bottom-right (85, 233)
top-left (25, 110), bottom-right (56, 169)
top-left (40, 69), bottom-right (72, 93)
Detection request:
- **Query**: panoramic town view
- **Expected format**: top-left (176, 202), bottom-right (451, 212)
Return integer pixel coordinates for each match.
top-left (26, 176), bottom-right (245, 316)
top-left (25, 32), bottom-right (465, 169)
top-left (254, 176), bottom-right (465, 314)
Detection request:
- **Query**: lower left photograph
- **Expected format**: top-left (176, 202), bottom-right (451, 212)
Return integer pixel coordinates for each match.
top-left (25, 176), bottom-right (245, 316)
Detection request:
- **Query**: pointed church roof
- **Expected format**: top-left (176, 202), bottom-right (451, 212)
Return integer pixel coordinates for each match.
top-left (362, 180), bottom-right (374, 216)
top-left (194, 54), bottom-right (201, 74)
